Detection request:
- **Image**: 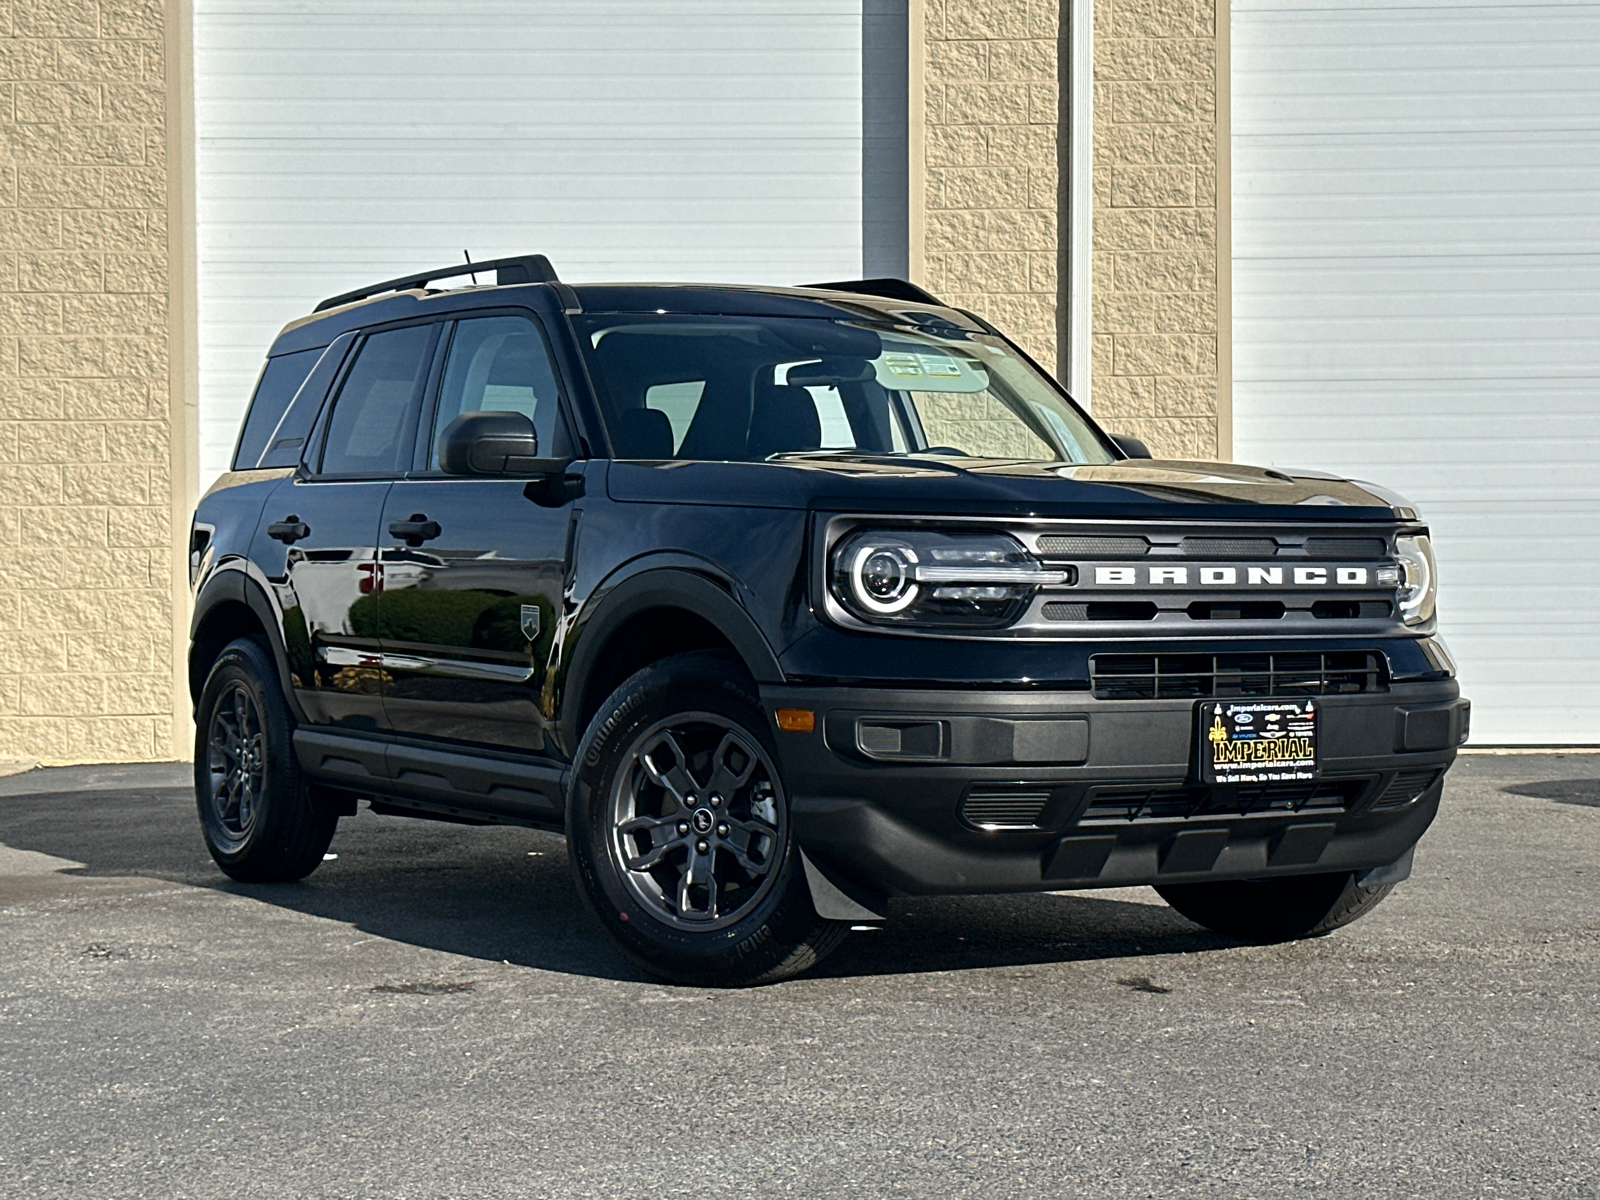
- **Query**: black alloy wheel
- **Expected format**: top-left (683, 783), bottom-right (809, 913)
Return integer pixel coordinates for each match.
top-left (195, 637), bottom-right (336, 882)
top-left (607, 712), bottom-right (786, 930)
top-left (205, 680), bottom-right (267, 852)
top-left (568, 652), bottom-right (845, 986)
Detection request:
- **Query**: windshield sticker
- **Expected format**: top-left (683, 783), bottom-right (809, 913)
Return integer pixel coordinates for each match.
top-left (882, 352), bottom-right (926, 377)
top-left (874, 347), bottom-right (987, 393)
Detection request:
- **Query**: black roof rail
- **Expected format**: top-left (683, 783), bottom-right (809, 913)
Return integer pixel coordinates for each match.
top-left (313, 254), bottom-right (560, 313)
top-left (801, 277), bottom-right (945, 306)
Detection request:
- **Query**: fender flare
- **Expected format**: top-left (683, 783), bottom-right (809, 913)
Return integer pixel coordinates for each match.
top-left (190, 564), bottom-right (311, 725)
top-left (559, 565), bottom-right (785, 751)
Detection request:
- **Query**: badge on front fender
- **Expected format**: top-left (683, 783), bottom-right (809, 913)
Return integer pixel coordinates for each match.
top-left (1199, 698), bottom-right (1319, 785)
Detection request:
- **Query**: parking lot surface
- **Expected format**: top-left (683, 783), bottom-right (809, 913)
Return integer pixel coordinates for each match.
top-left (0, 754), bottom-right (1595, 1199)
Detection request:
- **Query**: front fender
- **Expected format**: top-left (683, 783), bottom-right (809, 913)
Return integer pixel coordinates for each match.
top-left (557, 562), bottom-right (786, 752)
top-left (189, 559), bottom-right (312, 726)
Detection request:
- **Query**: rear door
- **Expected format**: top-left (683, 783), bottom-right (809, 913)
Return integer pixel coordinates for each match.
top-left (376, 313), bottom-right (578, 753)
top-left (259, 320), bottom-right (439, 730)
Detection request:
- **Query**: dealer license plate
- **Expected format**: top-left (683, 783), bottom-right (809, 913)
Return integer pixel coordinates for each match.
top-left (1199, 698), bottom-right (1319, 785)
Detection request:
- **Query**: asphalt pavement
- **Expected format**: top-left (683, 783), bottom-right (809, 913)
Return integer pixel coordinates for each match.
top-left (0, 754), bottom-right (1595, 1199)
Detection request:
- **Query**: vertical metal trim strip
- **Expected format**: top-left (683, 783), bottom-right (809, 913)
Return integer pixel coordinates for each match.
top-left (906, 0), bottom-right (926, 286)
top-left (167, 0), bottom-right (199, 759)
top-left (1217, 0), bottom-right (1234, 459)
top-left (1062, 0), bottom-right (1095, 407)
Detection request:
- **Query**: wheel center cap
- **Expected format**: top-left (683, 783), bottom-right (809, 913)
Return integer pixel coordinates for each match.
top-left (691, 808), bottom-right (715, 834)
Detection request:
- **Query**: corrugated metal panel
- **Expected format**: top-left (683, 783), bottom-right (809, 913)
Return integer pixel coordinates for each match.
top-left (194, 0), bottom-right (868, 489)
top-left (1233, 0), bottom-right (1600, 743)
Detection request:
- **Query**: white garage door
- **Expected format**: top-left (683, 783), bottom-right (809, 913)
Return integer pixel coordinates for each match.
top-left (1232, 0), bottom-right (1600, 744)
top-left (195, 0), bottom-right (889, 491)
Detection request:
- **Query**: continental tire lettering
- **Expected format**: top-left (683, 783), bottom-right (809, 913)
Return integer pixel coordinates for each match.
top-left (586, 690), bottom-right (646, 767)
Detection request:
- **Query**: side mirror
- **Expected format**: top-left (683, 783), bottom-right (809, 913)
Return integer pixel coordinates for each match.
top-left (437, 410), bottom-right (566, 476)
top-left (1111, 434), bottom-right (1152, 460)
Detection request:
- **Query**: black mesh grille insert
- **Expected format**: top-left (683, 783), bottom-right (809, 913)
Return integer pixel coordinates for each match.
top-left (1180, 537), bottom-right (1278, 558)
top-left (1186, 601), bottom-right (1286, 621)
top-left (1082, 779), bottom-right (1366, 823)
top-left (1304, 537), bottom-right (1388, 559)
top-left (961, 787), bottom-right (1055, 829)
top-left (1310, 599), bottom-right (1392, 620)
top-left (1372, 769), bottom-right (1442, 810)
top-left (1043, 600), bottom-right (1158, 622)
top-left (1089, 651), bottom-right (1387, 700)
top-left (1035, 535), bottom-right (1149, 558)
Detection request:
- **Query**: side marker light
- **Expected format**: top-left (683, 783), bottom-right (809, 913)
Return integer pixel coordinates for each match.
top-left (775, 708), bottom-right (816, 733)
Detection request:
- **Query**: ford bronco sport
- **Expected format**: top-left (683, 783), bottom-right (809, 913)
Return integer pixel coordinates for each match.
top-left (188, 254), bottom-right (1469, 985)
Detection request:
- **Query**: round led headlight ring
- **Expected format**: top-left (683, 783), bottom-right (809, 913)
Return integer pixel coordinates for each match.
top-left (849, 542), bottom-right (919, 614)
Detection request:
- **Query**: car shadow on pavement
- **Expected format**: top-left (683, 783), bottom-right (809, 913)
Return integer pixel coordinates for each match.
top-left (1501, 778), bottom-right (1600, 808)
top-left (0, 765), bottom-right (1225, 983)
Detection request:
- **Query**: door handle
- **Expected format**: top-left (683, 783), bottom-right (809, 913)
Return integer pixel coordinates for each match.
top-left (267, 516), bottom-right (309, 544)
top-left (388, 514), bottom-right (442, 547)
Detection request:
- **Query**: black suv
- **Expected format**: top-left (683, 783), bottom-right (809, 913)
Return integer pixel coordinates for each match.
top-left (189, 254), bottom-right (1468, 985)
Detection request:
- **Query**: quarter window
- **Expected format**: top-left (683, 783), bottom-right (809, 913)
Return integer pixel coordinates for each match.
top-left (233, 348), bottom-right (320, 470)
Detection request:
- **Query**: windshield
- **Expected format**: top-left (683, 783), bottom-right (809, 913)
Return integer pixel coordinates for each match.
top-left (575, 314), bottom-right (1117, 465)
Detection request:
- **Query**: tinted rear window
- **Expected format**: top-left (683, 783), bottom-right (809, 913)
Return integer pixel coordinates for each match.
top-left (232, 349), bottom-right (321, 470)
top-left (318, 324), bottom-right (435, 476)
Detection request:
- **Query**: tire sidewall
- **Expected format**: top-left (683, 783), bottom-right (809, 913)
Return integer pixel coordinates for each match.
top-left (567, 655), bottom-right (819, 982)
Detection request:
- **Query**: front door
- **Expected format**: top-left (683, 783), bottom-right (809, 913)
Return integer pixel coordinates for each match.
top-left (375, 314), bottom-right (577, 753)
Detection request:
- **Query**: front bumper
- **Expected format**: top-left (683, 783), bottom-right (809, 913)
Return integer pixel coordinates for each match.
top-left (760, 679), bottom-right (1466, 899)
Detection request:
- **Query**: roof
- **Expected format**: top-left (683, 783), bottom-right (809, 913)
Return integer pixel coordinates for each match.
top-left (270, 276), bottom-right (985, 356)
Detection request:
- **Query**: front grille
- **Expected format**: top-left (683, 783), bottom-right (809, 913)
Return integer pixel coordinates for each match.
top-left (1090, 651), bottom-right (1388, 700)
top-left (1036, 534), bottom-right (1149, 558)
top-left (1372, 768), bottom-right (1442, 810)
top-left (960, 786), bottom-right (1055, 829)
top-left (1082, 779), bottom-right (1365, 823)
top-left (1180, 536), bottom-right (1278, 558)
top-left (1034, 534), bottom-right (1390, 561)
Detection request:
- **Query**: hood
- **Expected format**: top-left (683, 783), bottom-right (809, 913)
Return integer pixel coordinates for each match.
top-left (605, 455), bottom-right (1404, 522)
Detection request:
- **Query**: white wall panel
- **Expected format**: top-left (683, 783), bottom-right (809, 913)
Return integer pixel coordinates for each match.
top-left (1234, 0), bottom-right (1600, 742)
top-left (195, 1), bottom-right (870, 489)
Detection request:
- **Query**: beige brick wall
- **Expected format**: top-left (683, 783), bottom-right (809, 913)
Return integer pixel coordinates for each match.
top-left (1090, 0), bottom-right (1222, 459)
top-left (0, 0), bottom-right (179, 764)
top-left (920, 0), bottom-right (1225, 459)
top-left (921, 0), bottom-right (1061, 369)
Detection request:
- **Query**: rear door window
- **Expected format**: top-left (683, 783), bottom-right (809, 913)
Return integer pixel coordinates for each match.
top-left (232, 348), bottom-right (320, 469)
top-left (317, 324), bottom-right (437, 477)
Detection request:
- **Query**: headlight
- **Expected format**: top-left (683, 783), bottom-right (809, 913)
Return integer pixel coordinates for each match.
top-left (831, 530), bottom-right (1068, 628)
top-left (1393, 533), bottom-right (1437, 625)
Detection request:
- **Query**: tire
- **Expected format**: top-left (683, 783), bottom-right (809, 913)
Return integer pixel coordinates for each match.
top-left (567, 651), bottom-right (846, 986)
top-left (194, 636), bottom-right (337, 882)
top-left (1156, 871), bottom-right (1394, 943)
